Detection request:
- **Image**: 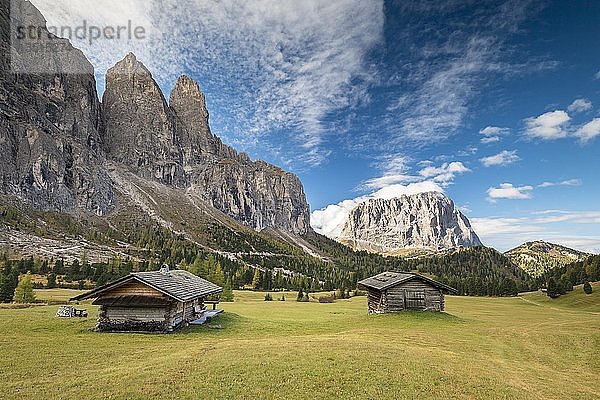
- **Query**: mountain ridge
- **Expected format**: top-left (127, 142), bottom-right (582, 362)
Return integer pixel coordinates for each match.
top-left (504, 240), bottom-right (591, 278)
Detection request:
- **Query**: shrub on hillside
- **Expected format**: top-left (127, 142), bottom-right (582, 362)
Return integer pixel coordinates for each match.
top-left (583, 281), bottom-right (593, 294)
top-left (318, 294), bottom-right (335, 303)
top-left (264, 293), bottom-right (273, 301)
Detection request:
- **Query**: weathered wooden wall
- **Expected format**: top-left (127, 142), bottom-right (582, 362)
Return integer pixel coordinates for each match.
top-left (97, 305), bottom-right (169, 332)
top-left (94, 281), bottom-right (207, 332)
top-left (366, 288), bottom-right (385, 314)
top-left (166, 299), bottom-right (202, 331)
top-left (365, 280), bottom-right (445, 314)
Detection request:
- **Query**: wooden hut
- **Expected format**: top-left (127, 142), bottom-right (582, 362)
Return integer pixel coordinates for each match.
top-left (70, 265), bottom-right (222, 332)
top-left (358, 272), bottom-right (456, 313)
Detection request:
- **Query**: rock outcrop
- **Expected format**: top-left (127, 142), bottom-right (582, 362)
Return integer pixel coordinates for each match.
top-left (0, 0), bottom-right (113, 215)
top-left (338, 192), bottom-right (482, 253)
top-left (0, 0), bottom-right (310, 235)
top-left (101, 53), bottom-right (186, 187)
top-left (168, 76), bottom-right (310, 234)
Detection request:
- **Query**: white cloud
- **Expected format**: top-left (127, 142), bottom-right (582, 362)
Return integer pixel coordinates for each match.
top-left (595, 70), bottom-right (600, 80)
top-left (480, 136), bottom-right (501, 144)
top-left (576, 118), bottom-right (600, 143)
top-left (524, 110), bottom-right (570, 140)
top-left (362, 159), bottom-right (469, 190)
top-left (479, 126), bottom-right (510, 143)
top-left (418, 161), bottom-right (470, 184)
top-left (31, 0), bottom-right (385, 167)
top-left (537, 179), bottom-right (582, 188)
top-left (471, 211), bottom-right (600, 253)
top-left (567, 98), bottom-right (592, 113)
top-left (480, 150), bottom-right (520, 167)
top-left (487, 183), bottom-right (533, 201)
top-left (311, 181), bottom-right (443, 238)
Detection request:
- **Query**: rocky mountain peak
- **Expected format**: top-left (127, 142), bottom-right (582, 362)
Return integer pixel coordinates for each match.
top-left (337, 191), bottom-right (482, 253)
top-left (169, 75), bottom-right (213, 164)
top-left (101, 53), bottom-right (186, 186)
top-left (2, 0), bottom-right (312, 237)
top-left (109, 52), bottom-right (150, 76)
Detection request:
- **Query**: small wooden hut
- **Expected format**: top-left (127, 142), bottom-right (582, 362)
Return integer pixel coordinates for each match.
top-left (70, 266), bottom-right (222, 332)
top-left (358, 272), bottom-right (456, 313)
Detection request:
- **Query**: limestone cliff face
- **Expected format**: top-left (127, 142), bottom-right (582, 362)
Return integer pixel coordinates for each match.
top-left (0, 0), bottom-right (113, 215)
top-left (169, 76), bottom-right (309, 234)
top-left (338, 192), bottom-right (482, 253)
top-left (100, 54), bottom-right (310, 234)
top-left (1, 0), bottom-right (311, 235)
top-left (101, 53), bottom-right (186, 187)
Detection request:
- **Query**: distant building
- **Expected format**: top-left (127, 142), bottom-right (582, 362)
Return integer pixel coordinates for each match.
top-left (358, 272), bottom-right (456, 313)
top-left (70, 265), bottom-right (222, 332)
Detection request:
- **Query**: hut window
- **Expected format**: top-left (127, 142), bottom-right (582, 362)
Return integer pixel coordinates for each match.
top-left (405, 291), bottom-right (425, 308)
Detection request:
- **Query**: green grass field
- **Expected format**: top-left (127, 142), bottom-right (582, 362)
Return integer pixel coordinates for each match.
top-left (0, 285), bottom-right (598, 399)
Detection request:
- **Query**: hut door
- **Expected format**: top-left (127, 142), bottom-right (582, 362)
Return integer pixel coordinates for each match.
top-left (405, 290), bottom-right (425, 309)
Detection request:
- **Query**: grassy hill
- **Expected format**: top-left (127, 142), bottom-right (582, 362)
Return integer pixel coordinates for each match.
top-left (520, 282), bottom-right (600, 312)
top-left (505, 241), bottom-right (590, 278)
top-left (0, 289), bottom-right (597, 399)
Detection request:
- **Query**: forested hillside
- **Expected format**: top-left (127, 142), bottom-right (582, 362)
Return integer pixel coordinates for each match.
top-left (539, 255), bottom-right (600, 298)
top-left (505, 241), bottom-right (590, 277)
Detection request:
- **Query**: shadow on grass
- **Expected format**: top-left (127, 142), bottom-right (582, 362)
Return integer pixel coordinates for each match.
top-left (177, 312), bottom-right (248, 336)
top-left (370, 310), bottom-right (466, 325)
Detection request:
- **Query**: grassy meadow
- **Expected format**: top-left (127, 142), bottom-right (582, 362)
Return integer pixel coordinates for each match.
top-left (0, 284), bottom-right (598, 399)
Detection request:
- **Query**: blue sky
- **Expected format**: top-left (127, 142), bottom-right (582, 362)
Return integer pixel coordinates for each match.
top-left (31, 0), bottom-right (600, 252)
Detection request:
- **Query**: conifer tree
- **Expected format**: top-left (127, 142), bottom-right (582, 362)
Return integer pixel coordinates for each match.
top-left (252, 268), bottom-right (262, 290)
top-left (583, 281), bottom-right (593, 294)
top-left (296, 288), bottom-right (304, 302)
top-left (47, 273), bottom-right (57, 289)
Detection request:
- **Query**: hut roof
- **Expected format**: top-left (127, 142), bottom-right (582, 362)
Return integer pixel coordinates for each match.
top-left (70, 269), bottom-right (223, 303)
top-left (358, 272), bottom-right (457, 293)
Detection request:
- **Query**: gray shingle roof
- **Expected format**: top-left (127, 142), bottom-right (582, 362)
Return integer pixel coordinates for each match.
top-left (133, 270), bottom-right (222, 302)
top-left (71, 269), bottom-right (223, 303)
top-left (358, 271), bottom-right (457, 293)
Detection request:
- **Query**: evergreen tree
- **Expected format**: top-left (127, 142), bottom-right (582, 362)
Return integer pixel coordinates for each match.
top-left (221, 281), bottom-right (235, 302)
top-left (13, 272), bottom-right (36, 303)
top-left (547, 277), bottom-right (560, 298)
top-left (53, 259), bottom-right (65, 275)
top-left (208, 260), bottom-right (226, 288)
top-left (296, 288), bottom-right (304, 302)
top-left (583, 281), bottom-right (593, 294)
top-left (252, 268), bottom-right (262, 290)
top-left (47, 273), bottom-right (57, 288)
top-left (0, 263), bottom-right (18, 303)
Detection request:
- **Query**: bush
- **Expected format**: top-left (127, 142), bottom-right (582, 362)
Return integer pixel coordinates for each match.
top-left (264, 293), bottom-right (273, 301)
top-left (583, 281), bottom-right (593, 294)
top-left (296, 288), bottom-right (304, 302)
top-left (547, 277), bottom-right (561, 298)
top-left (318, 294), bottom-right (335, 303)
top-left (278, 295), bottom-right (285, 301)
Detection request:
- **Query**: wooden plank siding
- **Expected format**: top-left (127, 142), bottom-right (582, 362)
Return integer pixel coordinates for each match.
top-left (365, 280), bottom-right (445, 314)
top-left (96, 288), bottom-right (204, 332)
